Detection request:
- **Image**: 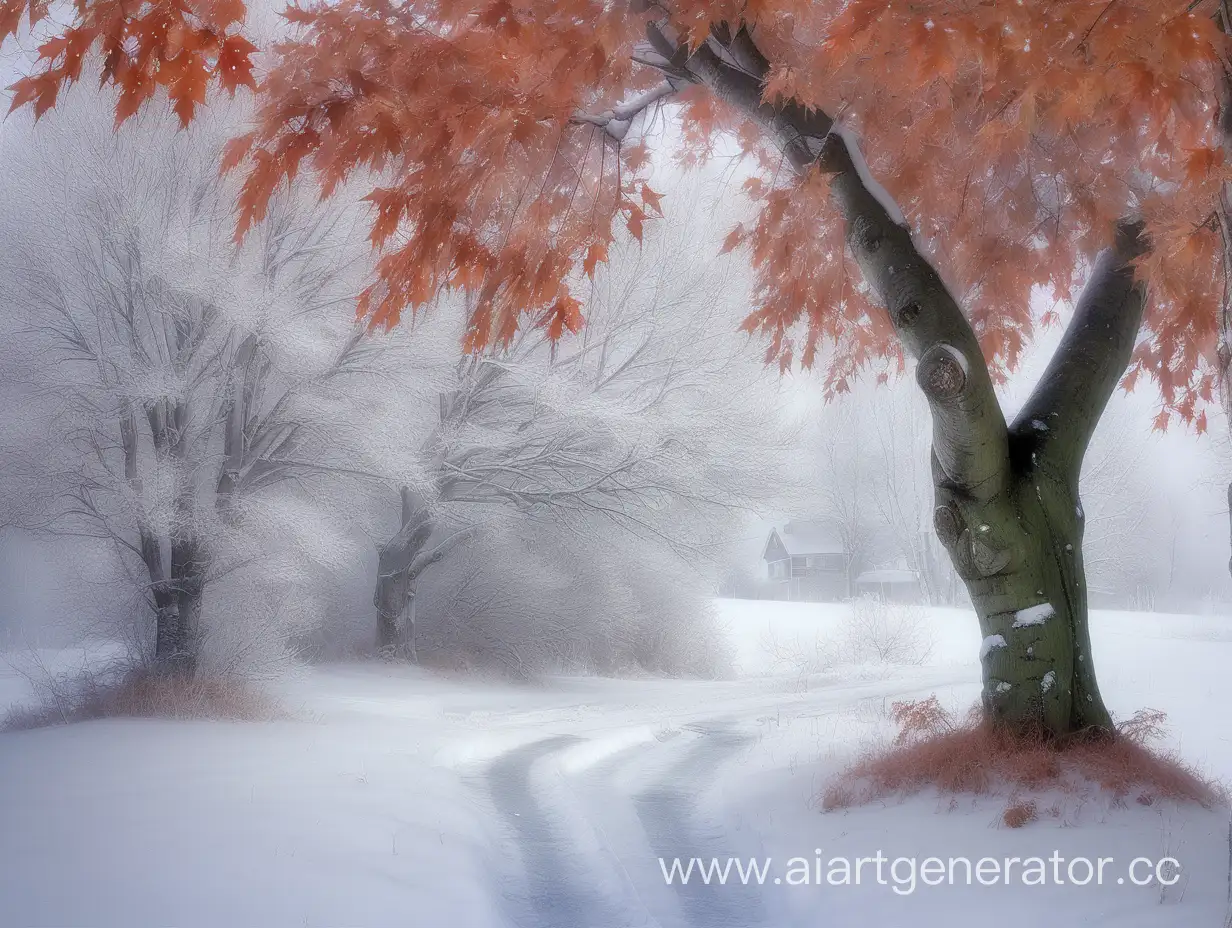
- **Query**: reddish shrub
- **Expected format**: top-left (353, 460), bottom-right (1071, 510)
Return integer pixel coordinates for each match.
top-left (821, 782), bottom-right (856, 812)
top-left (1003, 799), bottom-right (1038, 828)
top-left (822, 698), bottom-right (1223, 819)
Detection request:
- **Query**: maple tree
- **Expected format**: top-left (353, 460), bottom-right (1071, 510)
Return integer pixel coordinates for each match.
top-left (8, 0), bottom-right (1232, 736)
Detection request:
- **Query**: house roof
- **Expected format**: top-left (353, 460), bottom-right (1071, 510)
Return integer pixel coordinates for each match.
top-left (855, 568), bottom-right (919, 585)
top-left (763, 521), bottom-right (845, 559)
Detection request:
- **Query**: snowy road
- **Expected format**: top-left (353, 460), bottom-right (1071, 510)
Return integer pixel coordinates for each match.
top-left (3, 601), bottom-right (1232, 927)
top-left (440, 670), bottom-right (966, 928)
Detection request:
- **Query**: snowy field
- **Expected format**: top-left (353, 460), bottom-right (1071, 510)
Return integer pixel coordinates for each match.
top-left (1, 600), bottom-right (1230, 928)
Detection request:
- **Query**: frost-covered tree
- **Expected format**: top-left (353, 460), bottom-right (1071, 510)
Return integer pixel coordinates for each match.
top-left (370, 193), bottom-right (788, 661)
top-left (0, 99), bottom-right (377, 676)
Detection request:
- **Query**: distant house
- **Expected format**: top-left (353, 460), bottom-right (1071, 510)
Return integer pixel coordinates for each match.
top-left (854, 567), bottom-right (921, 604)
top-left (762, 520), bottom-right (849, 602)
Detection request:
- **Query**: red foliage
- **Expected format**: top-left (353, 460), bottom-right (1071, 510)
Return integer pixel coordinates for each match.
top-left (822, 699), bottom-right (1224, 819)
top-left (1002, 799), bottom-right (1038, 829)
top-left (4, 0), bottom-right (255, 127)
top-left (6, 1), bottom-right (1231, 418)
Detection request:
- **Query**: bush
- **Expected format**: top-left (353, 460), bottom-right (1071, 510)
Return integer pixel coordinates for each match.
top-left (841, 596), bottom-right (933, 666)
top-left (1002, 799), bottom-right (1039, 828)
top-left (758, 625), bottom-right (841, 677)
top-left (821, 697), bottom-right (1224, 822)
top-left (755, 598), bottom-right (933, 680)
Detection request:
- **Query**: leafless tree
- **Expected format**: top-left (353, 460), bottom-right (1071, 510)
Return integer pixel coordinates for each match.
top-left (371, 181), bottom-right (791, 659)
top-left (0, 98), bottom-right (379, 676)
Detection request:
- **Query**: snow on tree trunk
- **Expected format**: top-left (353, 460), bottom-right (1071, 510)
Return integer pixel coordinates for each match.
top-left (934, 457), bottom-right (1108, 733)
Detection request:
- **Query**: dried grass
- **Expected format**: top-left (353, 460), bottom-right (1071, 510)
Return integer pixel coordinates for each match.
top-left (822, 696), bottom-right (1224, 821)
top-left (1002, 799), bottom-right (1038, 828)
top-left (3, 668), bottom-right (280, 731)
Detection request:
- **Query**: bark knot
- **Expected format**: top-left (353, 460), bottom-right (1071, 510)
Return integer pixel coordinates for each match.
top-left (933, 503), bottom-right (962, 547)
top-left (917, 343), bottom-right (968, 400)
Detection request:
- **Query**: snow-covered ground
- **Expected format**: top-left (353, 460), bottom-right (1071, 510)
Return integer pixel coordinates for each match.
top-left (1, 601), bottom-right (1230, 927)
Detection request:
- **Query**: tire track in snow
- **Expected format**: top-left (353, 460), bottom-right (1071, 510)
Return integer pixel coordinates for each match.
top-left (486, 734), bottom-right (654, 928)
top-left (632, 721), bottom-right (766, 928)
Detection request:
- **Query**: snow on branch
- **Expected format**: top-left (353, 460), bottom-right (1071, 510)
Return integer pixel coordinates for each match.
top-left (571, 79), bottom-right (683, 142)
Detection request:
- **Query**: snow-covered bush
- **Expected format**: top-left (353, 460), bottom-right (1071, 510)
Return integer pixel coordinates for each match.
top-left (407, 522), bottom-right (732, 678)
top-left (841, 596), bottom-right (932, 666)
top-left (758, 624), bottom-right (841, 677)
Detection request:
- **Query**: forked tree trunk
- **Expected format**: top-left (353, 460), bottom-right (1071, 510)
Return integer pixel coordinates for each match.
top-left (819, 142), bottom-right (1146, 738)
top-left (644, 20), bottom-right (1150, 737)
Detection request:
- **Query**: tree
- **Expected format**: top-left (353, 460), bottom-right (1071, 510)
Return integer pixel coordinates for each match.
top-left (0, 99), bottom-right (377, 676)
top-left (11, 2), bottom-right (1232, 735)
top-left (369, 197), bottom-right (784, 658)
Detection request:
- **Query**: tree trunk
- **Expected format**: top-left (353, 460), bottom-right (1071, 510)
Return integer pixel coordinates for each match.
top-left (374, 486), bottom-right (434, 658)
top-left (168, 534), bottom-right (202, 674)
top-left (374, 557), bottom-right (421, 658)
top-left (142, 394), bottom-right (204, 675)
top-left (641, 20), bottom-right (1150, 737)
top-left (821, 141), bottom-right (1147, 738)
top-left (121, 399), bottom-right (192, 674)
top-left (932, 451), bottom-right (1107, 733)
top-left (152, 596), bottom-right (180, 665)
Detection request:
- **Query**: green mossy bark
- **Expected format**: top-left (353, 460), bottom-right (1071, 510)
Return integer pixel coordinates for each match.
top-left (934, 457), bottom-right (1111, 735)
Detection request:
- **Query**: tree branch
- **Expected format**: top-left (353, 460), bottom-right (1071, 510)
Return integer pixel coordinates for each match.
top-left (644, 21), bottom-right (831, 172)
top-left (1009, 220), bottom-right (1148, 485)
top-left (815, 132), bottom-right (1009, 497)
top-left (642, 16), bottom-right (1009, 496)
top-left (570, 79), bottom-right (683, 141)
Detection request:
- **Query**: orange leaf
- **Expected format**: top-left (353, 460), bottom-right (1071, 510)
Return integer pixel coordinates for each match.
top-left (1182, 147), bottom-right (1222, 186)
top-left (36, 34), bottom-right (68, 60)
top-left (169, 52), bottom-right (210, 127)
top-left (204, 0), bottom-right (247, 28)
top-left (583, 241), bottom-right (607, 279)
top-left (219, 131), bottom-right (255, 174)
top-left (623, 142), bottom-right (649, 172)
top-left (544, 294), bottom-right (583, 340)
top-left (216, 34), bottom-right (258, 94)
top-left (626, 205), bottom-right (645, 243)
top-left (640, 183), bottom-right (663, 214)
top-left (719, 224), bottom-right (744, 255)
top-left (9, 71), bottom-right (60, 119)
top-left (114, 64), bottom-right (155, 126)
